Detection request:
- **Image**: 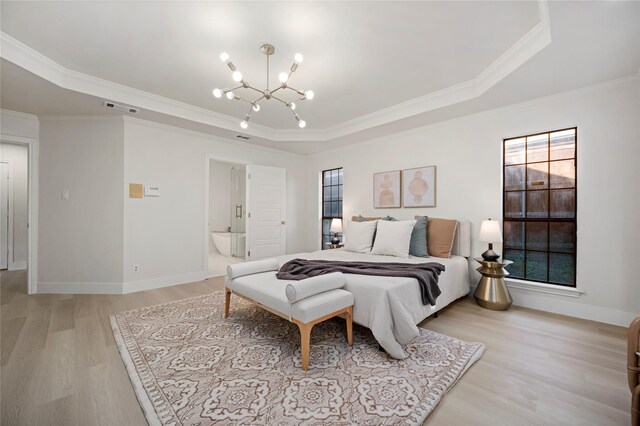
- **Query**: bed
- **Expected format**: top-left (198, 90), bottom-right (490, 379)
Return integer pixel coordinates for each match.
top-left (276, 221), bottom-right (471, 359)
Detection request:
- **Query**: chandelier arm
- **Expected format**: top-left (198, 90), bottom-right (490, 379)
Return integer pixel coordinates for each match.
top-left (234, 96), bottom-right (254, 104)
top-left (270, 86), bottom-right (283, 95)
top-left (246, 86), bottom-right (265, 96)
top-left (223, 85), bottom-right (244, 94)
top-left (269, 94), bottom-right (291, 106)
top-left (284, 86), bottom-right (306, 96)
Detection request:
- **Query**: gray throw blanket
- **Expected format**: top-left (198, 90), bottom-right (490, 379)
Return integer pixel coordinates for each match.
top-left (276, 259), bottom-right (445, 306)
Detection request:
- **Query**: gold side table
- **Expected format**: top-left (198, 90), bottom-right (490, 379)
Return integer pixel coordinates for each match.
top-left (473, 257), bottom-right (513, 311)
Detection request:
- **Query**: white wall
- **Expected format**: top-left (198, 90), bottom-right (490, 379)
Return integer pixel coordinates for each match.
top-left (123, 118), bottom-right (307, 288)
top-left (0, 143), bottom-right (28, 269)
top-left (305, 77), bottom-right (640, 326)
top-left (38, 117), bottom-right (124, 287)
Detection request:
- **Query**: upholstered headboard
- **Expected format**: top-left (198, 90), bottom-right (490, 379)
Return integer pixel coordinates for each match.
top-left (452, 221), bottom-right (471, 258)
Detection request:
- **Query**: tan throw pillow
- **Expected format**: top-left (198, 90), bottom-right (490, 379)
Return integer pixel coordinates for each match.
top-left (427, 218), bottom-right (458, 258)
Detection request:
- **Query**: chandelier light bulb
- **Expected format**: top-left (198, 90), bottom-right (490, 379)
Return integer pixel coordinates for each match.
top-left (298, 120), bottom-right (306, 129)
top-left (212, 88), bottom-right (222, 98)
top-left (294, 53), bottom-right (304, 64)
top-left (252, 103), bottom-right (260, 112)
top-left (304, 90), bottom-right (315, 100)
top-left (220, 52), bottom-right (229, 62)
top-left (232, 71), bottom-right (243, 82)
top-left (226, 91), bottom-right (234, 100)
top-left (240, 120), bottom-right (248, 129)
top-left (278, 72), bottom-right (289, 83)
top-left (289, 102), bottom-right (296, 111)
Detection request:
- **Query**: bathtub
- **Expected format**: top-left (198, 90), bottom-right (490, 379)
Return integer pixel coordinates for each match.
top-left (212, 232), bottom-right (246, 257)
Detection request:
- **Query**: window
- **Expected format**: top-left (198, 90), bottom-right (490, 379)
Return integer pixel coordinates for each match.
top-left (503, 128), bottom-right (577, 287)
top-left (321, 168), bottom-right (343, 249)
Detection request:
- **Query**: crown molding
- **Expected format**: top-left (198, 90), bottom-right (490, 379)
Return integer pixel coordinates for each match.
top-left (38, 114), bottom-right (124, 121)
top-left (0, 0), bottom-right (550, 143)
top-left (121, 116), bottom-right (306, 159)
top-left (308, 0), bottom-right (551, 142)
top-left (308, 71), bottom-right (639, 158)
top-left (0, 108), bottom-right (39, 121)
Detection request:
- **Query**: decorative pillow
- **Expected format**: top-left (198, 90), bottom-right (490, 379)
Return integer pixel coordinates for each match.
top-left (352, 215), bottom-right (393, 245)
top-left (352, 215), bottom-right (393, 222)
top-left (427, 218), bottom-right (458, 258)
top-left (409, 216), bottom-right (429, 257)
top-left (344, 220), bottom-right (378, 253)
top-left (371, 219), bottom-right (417, 258)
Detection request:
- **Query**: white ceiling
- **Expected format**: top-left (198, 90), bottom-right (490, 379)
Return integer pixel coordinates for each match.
top-left (0, 1), bottom-right (539, 129)
top-left (0, 1), bottom-right (639, 155)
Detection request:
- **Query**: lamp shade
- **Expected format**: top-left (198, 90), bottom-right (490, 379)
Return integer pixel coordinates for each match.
top-left (479, 220), bottom-right (502, 243)
top-left (330, 218), bottom-right (343, 233)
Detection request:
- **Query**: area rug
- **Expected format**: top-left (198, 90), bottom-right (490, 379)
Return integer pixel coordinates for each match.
top-left (111, 291), bottom-right (484, 425)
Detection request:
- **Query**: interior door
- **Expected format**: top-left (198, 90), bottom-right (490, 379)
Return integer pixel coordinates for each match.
top-left (246, 165), bottom-right (286, 260)
top-left (0, 162), bottom-right (9, 269)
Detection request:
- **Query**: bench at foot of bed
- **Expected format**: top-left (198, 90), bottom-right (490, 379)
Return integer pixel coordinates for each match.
top-left (225, 259), bottom-right (354, 371)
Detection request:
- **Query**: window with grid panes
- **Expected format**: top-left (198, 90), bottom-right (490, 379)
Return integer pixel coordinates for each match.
top-left (321, 168), bottom-right (343, 249)
top-left (503, 128), bottom-right (577, 286)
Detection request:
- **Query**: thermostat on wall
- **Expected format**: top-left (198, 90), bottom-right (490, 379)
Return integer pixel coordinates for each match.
top-left (144, 185), bottom-right (160, 197)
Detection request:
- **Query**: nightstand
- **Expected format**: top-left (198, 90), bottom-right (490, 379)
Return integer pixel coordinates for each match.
top-left (473, 257), bottom-right (513, 311)
top-left (326, 243), bottom-right (344, 249)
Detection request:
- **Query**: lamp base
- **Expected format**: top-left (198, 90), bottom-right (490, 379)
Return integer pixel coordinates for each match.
top-left (481, 249), bottom-right (500, 261)
top-left (331, 233), bottom-right (341, 246)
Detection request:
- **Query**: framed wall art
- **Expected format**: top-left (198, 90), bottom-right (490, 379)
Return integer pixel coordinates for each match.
top-left (402, 166), bottom-right (436, 207)
top-left (373, 170), bottom-right (401, 208)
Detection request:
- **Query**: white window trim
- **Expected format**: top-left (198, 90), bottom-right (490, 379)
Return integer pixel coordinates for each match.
top-left (505, 277), bottom-right (583, 298)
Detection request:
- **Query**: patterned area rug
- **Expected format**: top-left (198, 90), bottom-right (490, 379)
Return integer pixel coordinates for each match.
top-left (111, 291), bottom-right (484, 425)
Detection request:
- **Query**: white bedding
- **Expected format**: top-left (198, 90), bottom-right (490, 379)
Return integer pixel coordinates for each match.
top-left (277, 249), bottom-right (470, 359)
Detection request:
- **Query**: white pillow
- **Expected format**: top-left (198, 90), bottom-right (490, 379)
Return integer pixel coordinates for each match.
top-left (344, 220), bottom-right (377, 253)
top-left (371, 219), bottom-right (417, 258)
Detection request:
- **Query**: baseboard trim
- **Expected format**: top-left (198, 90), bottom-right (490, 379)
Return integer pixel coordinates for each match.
top-left (122, 271), bottom-right (208, 294)
top-left (36, 271), bottom-right (210, 295)
top-left (38, 281), bottom-right (123, 294)
top-left (8, 261), bottom-right (27, 271)
top-left (471, 284), bottom-right (636, 327)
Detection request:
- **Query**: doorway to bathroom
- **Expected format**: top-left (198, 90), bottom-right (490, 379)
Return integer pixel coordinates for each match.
top-left (207, 159), bottom-right (247, 277)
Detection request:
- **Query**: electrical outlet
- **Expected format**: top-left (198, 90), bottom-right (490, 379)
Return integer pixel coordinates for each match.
top-left (133, 264), bottom-right (140, 272)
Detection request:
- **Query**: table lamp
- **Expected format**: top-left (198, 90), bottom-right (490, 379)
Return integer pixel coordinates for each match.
top-left (479, 219), bottom-right (502, 261)
top-left (330, 218), bottom-right (343, 245)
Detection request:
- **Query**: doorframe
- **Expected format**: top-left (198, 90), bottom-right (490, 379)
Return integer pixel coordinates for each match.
top-left (203, 155), bottom-right (250, 278)
top-left (0, 160), bottom-right (14, 270)
top-left (0, 134), bottom-right (38, 295)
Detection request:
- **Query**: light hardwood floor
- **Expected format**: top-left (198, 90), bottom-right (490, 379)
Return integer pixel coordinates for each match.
top-left (1, 269), bottom-right (631, 425)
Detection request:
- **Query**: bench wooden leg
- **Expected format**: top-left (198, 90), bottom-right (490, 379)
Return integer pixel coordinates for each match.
top-left (345, 306), bottom-right (353, 345)
top-left (296, 322), bottom-right (314, 371)
top-left (224, 288), bottom-right (231, 318)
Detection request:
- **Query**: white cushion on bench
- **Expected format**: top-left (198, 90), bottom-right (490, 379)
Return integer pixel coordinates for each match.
top-left (227, 258), bottom-right (279, 279)
top-left (291, 289), bottom-right (353, 324)
top-left (228, 271), bottom-right (353, 324)
top-left (285, 272), bottom-right (346, 303)
top-left (230, 272), bottom-right (291, 315)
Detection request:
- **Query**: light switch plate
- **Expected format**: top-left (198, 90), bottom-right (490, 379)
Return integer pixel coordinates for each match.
top-left (144, 185), bottom-right (160, 197)
top-left (61, 189), bottom-right (69, 200)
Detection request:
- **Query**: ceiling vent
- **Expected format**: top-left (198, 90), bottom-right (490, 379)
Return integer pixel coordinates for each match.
top-left (103, 101), bottom-right (138, 114)
top-left (236, 135), bottom-right (250, 140)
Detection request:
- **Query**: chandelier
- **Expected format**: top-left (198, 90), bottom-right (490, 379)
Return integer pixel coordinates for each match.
top-left (212, 43), bottom-right (314, 129)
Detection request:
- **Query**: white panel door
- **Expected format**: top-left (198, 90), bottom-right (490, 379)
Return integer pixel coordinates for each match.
top-left (247, 165), bottom-right (286, 260)
top-left (0, 163), bottom-right (9, 269)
